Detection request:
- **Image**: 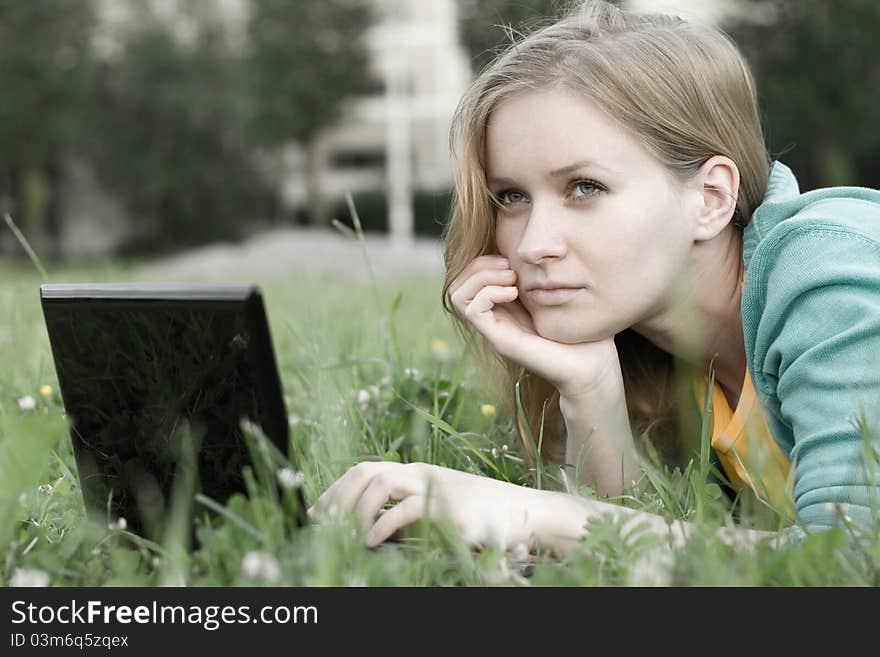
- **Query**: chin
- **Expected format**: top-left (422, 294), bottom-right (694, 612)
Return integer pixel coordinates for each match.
top-left (533, 316), bottom-right (607, 344)
top-left (535, 321), bottom-right (596, 344)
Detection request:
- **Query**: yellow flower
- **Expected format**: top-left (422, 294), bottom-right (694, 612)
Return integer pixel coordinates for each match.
top-left (431, 338), bottom-right (452, 361)
top-left (480, 404), bottom-right (496, 418)
top-left (39, 384), bottom-right (53, 398)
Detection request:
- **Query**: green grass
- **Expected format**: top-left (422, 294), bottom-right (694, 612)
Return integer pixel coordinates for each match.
top-left (1, 252), bottom-right (879, 587)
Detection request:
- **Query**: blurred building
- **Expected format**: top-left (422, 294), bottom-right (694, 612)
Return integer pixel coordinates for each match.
top-left (280, 0), bottom-right (472, 244)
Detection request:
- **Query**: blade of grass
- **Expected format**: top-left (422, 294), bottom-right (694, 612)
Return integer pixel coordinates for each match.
top-left (3, 213), bottom-right (49, 281)
top-left (194, 493), bottom-right (265, 544)
top-left (331, 193), bottom-right (397, 375)
top-left (699, 359), bottom-right (716, 481)
top-left (515, 379), bottom-right (544, 490)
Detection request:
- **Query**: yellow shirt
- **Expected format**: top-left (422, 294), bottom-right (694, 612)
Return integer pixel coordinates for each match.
top-left (692, 270), bottom-right (795, 518)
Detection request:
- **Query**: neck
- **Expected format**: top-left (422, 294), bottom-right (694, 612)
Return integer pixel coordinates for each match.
top-left (632, 226), bottom-right (747, 401)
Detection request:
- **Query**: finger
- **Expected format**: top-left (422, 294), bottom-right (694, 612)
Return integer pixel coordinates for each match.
top-left (464, 285), bottom-right (519, 320)
top-left (449, 268), bottom-right (517, 316)
top-left (448, 255), bottom-right (510, 298)
top-left (353, 472), bottom-right (409, 531)
top-left (311, 462), bottom-right (380, 517)
top-left (449, 258), bottom-right (516, 300)
top-left (467, 294), bottom-right (559, 373)
top-left (365, 495), bottom-right (427, 547)
top-left (449, 254), bottom-right (509, 287)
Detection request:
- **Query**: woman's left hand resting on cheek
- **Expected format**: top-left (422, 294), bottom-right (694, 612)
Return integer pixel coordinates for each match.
top-left (308, 461), bottom-right (566, 552)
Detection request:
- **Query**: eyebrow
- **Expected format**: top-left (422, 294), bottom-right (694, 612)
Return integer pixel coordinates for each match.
top-left (486, 159), bottom-right (616, 187)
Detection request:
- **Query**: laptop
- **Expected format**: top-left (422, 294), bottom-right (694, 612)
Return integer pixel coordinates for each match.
top-left (40, 283), bottom-right (307, 541)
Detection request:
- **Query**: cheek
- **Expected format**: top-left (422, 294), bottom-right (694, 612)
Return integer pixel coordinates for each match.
top-left (494, 220), bottom-right (519, 257)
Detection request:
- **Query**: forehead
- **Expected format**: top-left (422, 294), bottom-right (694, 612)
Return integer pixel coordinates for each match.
top-left (484, 87), bottom-right (654, 177)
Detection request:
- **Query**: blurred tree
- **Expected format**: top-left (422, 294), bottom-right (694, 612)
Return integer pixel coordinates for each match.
top-left (88, 9), bottom-right (276, 252)
top-left (0, 0), bottom-right (96, 257)
top-left (457, 0), bottom-right (584, 72)
top-left (724, 0), bottom-right (880, 189)
top-left (245, 0), bottom-right (373, 226)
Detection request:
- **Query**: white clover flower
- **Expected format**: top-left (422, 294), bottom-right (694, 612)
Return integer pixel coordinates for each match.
top-left (108, 517), bottom-right (127, 532)
top-left (277, 467), bottom-right (305, 490)
top-left (288, 414), bottom-right (302, 426)
top-left (241, 551), bottom-right (281, 584)
top-left (627, 548), bottom-right (675, 587)
top-left (356, 390), bottom-right (372, 410)
top-left (17, 395), bottom-right (36, 411)
top-left (9, 567), bottom-right (50, 587)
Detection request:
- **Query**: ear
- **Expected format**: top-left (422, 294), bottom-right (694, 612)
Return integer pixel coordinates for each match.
top-left (691, 155), bottom-right (740, 242)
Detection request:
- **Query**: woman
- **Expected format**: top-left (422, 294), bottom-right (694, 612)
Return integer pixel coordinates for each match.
top-left (309, 0), bottom-right (880, 556)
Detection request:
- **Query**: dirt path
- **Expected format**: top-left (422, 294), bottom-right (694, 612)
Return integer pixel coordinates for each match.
top-left (136, 227), bottom-right (446, 281)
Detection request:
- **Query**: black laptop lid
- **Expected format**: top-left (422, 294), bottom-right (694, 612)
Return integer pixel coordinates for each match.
top-left (40, 283), bottom-right (300, 538)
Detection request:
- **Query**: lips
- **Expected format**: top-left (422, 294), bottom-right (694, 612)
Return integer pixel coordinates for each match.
top-left (524, 286), bottom-right (584, 305)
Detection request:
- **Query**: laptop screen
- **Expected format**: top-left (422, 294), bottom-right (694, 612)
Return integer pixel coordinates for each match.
top-left (40, 284), bottom-right (298, 539)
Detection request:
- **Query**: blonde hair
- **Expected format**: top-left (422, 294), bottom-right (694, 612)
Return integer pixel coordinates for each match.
top-left (441, 0), bottom-right (770, 468)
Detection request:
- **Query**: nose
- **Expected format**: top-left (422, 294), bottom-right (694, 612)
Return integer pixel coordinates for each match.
top-left (514, 202), bottom-right (567, 264)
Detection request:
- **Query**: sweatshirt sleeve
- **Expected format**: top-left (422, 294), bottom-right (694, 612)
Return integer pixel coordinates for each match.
top-left (752, 225), bottom-right (880, 533)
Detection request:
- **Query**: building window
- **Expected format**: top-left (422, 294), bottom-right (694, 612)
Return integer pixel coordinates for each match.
top-left (330, 150), bottom-right (386, 169)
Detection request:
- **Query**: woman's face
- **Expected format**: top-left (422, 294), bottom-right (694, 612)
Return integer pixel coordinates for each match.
top-left (487, 86), bottom-right (698, 344)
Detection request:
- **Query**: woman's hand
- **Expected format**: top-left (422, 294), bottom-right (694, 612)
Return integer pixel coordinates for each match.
top-left (308, 461), bottom-right (549, 551)
top-left (448, 255), bottom-right (621, 399)
top-left (308, 461), bottom-right (781, 556)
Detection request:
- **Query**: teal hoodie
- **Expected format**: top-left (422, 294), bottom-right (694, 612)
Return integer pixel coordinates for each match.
top-left (742, 160), bottom-right (880, 533)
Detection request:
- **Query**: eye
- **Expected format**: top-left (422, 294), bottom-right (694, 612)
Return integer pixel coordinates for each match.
top-left (495, 189), bottom-right (527, 206)
top-left (570, 179), bottom-right (605, 199)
